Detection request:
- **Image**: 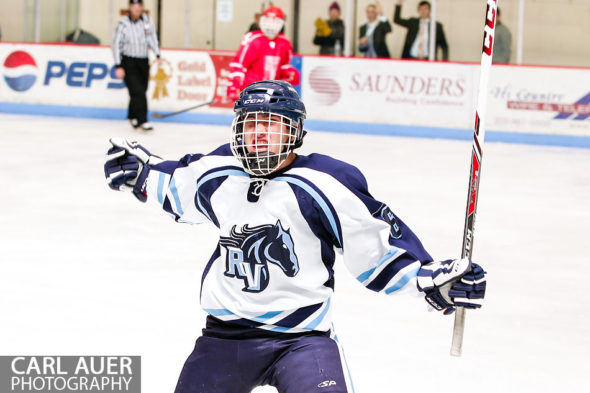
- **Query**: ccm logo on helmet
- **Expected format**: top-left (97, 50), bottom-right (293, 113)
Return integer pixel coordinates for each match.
top-left (243, 98), bottom-right (265, 104)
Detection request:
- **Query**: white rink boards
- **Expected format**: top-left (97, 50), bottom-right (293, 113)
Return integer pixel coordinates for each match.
top-left (0, 114), bottom-right (588, 393)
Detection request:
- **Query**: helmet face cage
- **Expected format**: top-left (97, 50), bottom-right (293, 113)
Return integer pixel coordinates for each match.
top-left (259, 15), bottom-right (284, 39)
top-left (231, 111), bottom-right (300, 176)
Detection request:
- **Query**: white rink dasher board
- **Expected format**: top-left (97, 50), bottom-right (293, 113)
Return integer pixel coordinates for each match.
top-left (2, 43), bottom-right (590, 138)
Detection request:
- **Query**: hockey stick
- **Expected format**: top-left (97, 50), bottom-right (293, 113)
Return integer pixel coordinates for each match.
top-left (151, 99), bottom-right (215, 119)
top-left (450, 0), bottom-right (498, 357)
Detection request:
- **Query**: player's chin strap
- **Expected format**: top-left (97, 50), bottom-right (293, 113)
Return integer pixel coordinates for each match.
top-left (293, 130), bottom-right (307, 149)
top-left (244, 151), bottom-right (286, 177)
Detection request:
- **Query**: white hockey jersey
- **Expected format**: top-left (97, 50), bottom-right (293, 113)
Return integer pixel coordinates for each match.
top-left (144, 144), bottom-right (433, 333)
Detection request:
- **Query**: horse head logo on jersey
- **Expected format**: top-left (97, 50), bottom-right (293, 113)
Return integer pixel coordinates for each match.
top-left (219, 221), bottom-right (299, 293)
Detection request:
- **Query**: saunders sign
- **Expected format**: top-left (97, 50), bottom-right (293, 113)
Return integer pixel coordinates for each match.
top-left (301, 56), bottom-right (473, 129)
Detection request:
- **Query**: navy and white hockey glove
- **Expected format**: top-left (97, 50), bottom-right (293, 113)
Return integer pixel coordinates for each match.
top-left (417, 258), bottom-right (486, 315)
top-left (104, 138), bottom-right (161, 202)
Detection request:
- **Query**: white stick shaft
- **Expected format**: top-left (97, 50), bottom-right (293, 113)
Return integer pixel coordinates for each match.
top-left (450, 0), bottom-right (498, 357)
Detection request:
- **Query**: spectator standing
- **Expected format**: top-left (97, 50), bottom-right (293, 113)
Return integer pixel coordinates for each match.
top-left (358, 1), bottom-right (392, 58)
top-left (492, 7), bottom-right (512, 63)
top-left (112, 0), bottom-right (160, 131)
top-left (227, 6), bottom-right (300, 101)
top-left (394, 0), bottom-right (448, 61)
top-left (313, 2), bottom-right (345, 56)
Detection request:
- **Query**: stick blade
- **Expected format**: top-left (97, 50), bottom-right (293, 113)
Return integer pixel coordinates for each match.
top-left (150, 112), bottom-right (165, 119)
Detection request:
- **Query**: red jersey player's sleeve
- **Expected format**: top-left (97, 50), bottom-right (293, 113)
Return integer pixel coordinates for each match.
top-left (276, 36), bottom-right (300, 86)
top-left (229, 32), bottom-right (263, 90)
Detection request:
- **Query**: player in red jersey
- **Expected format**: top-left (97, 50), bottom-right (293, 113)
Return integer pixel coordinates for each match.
top-left (226, 6), bottom-right (300, 101)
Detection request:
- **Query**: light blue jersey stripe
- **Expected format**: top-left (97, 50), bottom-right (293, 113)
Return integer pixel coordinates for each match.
top-left (338, 343), bottom-right (357, 393)
top-left (331, 331), bottom-right (356, 393)
top-left (157, 172), bottom-right (165, 204)
top-left (304, 299), bottom-right (331, 330)
top-left (274, 176), bottom-right (341, 245)
top-left (270, 325), bottom-right (292, 333)
top-left (252, 311), bottom-right (283, 322)
top-left (196, 169), bottom-right (249, 221)
top-left (356, 247), bottom-right (400, 283)
top-left (169, 177), bottom-right (184, 215)
top-left (203, 308), bottom-right (235, 317)
top-left (384, 266), bottom-right (420, 294)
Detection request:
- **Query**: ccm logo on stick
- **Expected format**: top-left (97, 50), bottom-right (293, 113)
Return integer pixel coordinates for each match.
top-left (482, 0), bottom-right (497, 55)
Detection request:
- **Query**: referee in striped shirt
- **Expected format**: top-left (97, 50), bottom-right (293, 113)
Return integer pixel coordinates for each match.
top-left (113, 0), bottom-right (160, 131)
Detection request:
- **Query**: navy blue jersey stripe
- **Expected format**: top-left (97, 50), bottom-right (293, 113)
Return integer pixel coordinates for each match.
top-left (151, 154), bottom-right (204, 174)
top-left (195, 166), bottom-right (248, 227)
top-left (206, 143), bottom-right (234, 157)
top-left (289, 153), bottom-right (370, 204)
top-left (273, 174), bottom-right (343, 248)
top-left (284, 181), bottom-right (337, 289)
top-left (162, 197), bottom-right (180, 221)
top-left (150, 143), bottom-right (231, 175)
top-left (198, 165), bottom-right (247, 180)
top-left (274, 302), bottom-right (324, 328)
top-left (366, 253), bottom-right (417, 292)
top-left (223, 318), bottom-right (264, 329)
top-left (200, 244), bottom-right (221, 299)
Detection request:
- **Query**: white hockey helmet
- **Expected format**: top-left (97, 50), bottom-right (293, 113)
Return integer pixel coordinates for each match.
top-left (259, 6), bottom-right (285, 39)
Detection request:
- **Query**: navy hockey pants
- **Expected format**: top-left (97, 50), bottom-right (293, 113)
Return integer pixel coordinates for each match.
top-left (174, 333), bottom-right (352, 393)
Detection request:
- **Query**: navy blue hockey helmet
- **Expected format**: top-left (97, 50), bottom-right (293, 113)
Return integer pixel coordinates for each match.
top-left (231, 80), bottom-right (307, 176)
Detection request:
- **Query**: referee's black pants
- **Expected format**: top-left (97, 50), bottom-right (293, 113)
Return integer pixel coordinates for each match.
top-left (121, 56), bottom-right (149, 124)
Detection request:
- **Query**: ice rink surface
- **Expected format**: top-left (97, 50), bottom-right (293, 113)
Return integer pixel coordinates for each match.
top-left (1, 113), bottom-right (589, 393)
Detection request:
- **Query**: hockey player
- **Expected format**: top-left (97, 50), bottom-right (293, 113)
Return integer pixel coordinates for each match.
top-left (104, 80), bottom-right (486, 393)
top-left (226, 6), bottom-right (300, 101)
